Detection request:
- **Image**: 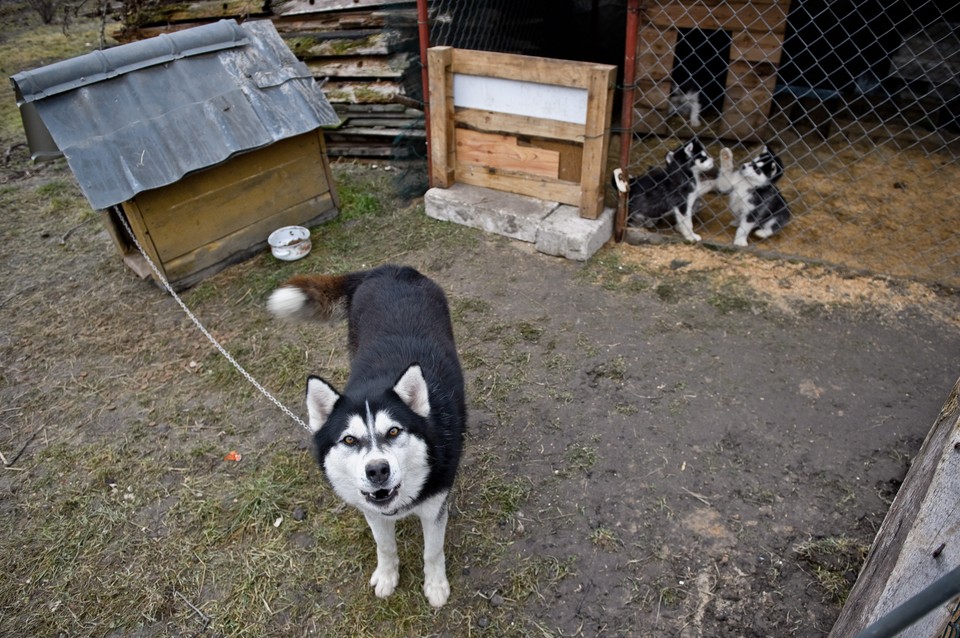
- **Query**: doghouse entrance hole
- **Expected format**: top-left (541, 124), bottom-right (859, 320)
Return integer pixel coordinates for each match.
top-left (671, 28), bottom-right (732, 115)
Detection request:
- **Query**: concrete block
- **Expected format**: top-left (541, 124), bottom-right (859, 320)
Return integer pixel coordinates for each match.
top-left (536, 205), bottom-right (613, 261)
top-left (425, 183), bottom-right (558, 243)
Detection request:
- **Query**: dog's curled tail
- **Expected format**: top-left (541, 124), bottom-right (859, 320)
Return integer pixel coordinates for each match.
top-left (267, 273), bottom-right (361, 322)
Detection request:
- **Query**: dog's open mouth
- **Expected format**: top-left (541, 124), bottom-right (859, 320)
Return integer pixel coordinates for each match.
top-left (363, 485), bottom-right (400, 505)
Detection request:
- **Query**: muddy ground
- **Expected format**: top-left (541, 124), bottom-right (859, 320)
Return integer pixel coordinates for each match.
top-left (2, 151), bottom-right (960, 637)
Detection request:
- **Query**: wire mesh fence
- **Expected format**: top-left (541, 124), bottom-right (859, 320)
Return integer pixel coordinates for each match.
top-left (619, 0), bottom-right (960, 288)
top-left (422, 0), bottom-right (960, 289)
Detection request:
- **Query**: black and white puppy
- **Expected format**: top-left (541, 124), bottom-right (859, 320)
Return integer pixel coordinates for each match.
top-left (714, 145), bottom-right (791, 246)
top-left (612, 138), bottom-right (714, 242)
top-left (268, 265), bottom-right (466, 608)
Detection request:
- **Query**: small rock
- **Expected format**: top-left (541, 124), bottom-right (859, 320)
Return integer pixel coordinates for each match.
top-left (477, 616), bottom-right (489, 629)
top-left (292, 506), bottom-right (307, 521)
top-left (490, 593), bottom-right (504, 608)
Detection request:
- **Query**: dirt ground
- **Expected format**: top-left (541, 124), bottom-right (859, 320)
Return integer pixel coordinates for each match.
top-left (2, 150), bottom-right (960, 636)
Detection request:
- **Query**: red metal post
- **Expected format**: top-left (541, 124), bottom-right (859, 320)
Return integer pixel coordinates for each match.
top-left (416, 0), bottom-right (433, 188)
top-left (615, 0), bottom-right (642, 242)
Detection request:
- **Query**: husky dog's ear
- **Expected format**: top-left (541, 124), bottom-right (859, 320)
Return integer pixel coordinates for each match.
top-left (394, 364), bottom-right (430, 418)
top-left (306, 376), bottom-right (340, 433)
top-left (665, 150), bottom-right (674, 163)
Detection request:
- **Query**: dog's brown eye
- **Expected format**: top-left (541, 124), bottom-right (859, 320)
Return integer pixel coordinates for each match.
top-left (387, 427), bottom-right (401, 438)
top-left (342, 435), bottom-right (357, 446)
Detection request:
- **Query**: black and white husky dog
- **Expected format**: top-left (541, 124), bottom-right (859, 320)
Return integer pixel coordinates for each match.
top-left (713, 145), bottom-right (791, 247)
top-left (612, 138), bottom-right (714, 242)
top-left (267, 265), bottom-right (466, 608)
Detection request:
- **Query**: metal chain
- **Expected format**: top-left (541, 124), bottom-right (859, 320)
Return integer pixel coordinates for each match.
top-left (111, 207), bottom-right (311, 432)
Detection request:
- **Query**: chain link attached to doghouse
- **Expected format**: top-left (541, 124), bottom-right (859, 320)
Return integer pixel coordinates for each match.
top-left (112, 206), bottom-right (311, 433)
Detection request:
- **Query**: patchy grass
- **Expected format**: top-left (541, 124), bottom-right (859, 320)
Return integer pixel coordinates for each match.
top-left (794, 536), bottom-right (870, 604)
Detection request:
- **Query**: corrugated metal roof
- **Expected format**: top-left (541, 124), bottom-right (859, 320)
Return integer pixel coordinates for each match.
top-left (10, 19), bottom-right (340, 210)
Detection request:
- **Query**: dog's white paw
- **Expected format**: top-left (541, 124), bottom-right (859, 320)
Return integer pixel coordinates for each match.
top-left (370, 566), bottom-right (399, 598)
top-left (423, 575), bottom-right (450, 608)
top-left (720, 147), bottom-right (734, 167)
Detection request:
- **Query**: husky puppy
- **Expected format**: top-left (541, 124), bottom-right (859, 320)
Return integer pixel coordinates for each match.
top-left (715, 145), bottom-right (791, 247)
top-left (612, 138), bottom-right (714, 242)
top-left (267, 265), bottom-right (466, 608)
top-left (669, 88), bottom-right (703, 128)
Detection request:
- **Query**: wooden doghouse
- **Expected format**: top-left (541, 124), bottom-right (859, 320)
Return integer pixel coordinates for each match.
top-left (427, 47), bottom-right (616, 220)
top-left (11, 19), bottom-right (340, 290)
top-left (631, 1), bottom-right (789, 140)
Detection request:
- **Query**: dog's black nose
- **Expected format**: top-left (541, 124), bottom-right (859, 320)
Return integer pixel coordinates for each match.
top-left (365, 460), bottom-right (391, 485)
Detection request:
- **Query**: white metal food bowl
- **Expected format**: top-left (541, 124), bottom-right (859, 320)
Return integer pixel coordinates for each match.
top-left (268, 226), bottom-right (311, 261)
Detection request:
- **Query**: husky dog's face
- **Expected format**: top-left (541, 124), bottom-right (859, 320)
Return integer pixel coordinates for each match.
top-left (740, 147), bottom-right (784, 186)
top-left (668, 139), bottom-right (714, 173)
top-left (306, 365), bottom-right (432, 516)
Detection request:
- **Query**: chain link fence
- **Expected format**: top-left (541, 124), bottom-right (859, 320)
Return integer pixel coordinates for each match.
top-left (422, 0), bottom-right (960, 288)
top-left (619, 0), bottom-right (960, 288)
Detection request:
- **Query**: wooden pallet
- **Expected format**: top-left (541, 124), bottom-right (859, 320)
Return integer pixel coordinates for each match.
top-left (427, 47), bottom-right (615, 220)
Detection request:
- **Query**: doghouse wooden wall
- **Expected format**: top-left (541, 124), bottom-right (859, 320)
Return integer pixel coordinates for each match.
top-left (632, 1), bottom-right (789, 141)
top-left (105, 130), bottom-right (339, 290)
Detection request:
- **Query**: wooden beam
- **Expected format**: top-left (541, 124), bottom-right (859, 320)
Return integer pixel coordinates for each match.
top-left (579, 64), bottom-right (615, 219)
top-left (829, 377), bottom-right (960, 637)
top-left (454, 108), bottom-right (586, 143)
top-left (451, 48), bottom-right (601, 89)
top-left (428, 46), bottom-right (455, 187)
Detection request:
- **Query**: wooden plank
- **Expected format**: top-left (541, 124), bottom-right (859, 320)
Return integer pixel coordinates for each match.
top-left (731, 29), bottom-right (786, 64)
top-left (428, 46), bottom-right (455, 188)
top-left (119, 199), bottom-right (167, 280)
top-left (635, 25), bottom-right (676, 80)
top-left (134, 0), bottom-right (268, 24)
top-left (329, 126), bottom-right (425, 138)
top-left (455, 164), bottom-right (581, 207)
top-left (283, 30), bottom-right (392, 58)
top-left (274, 0), bottom-right (415, 17)
top-left (579, 64), bottom-right (615, 219)
top-left (455, 129), bottom-right (560, 180)
top-left (632, 77), bottom-right (673, 110)
top-left (136, 133), bottom-right (330, 262)
top-left (829, 377), bottom-right (960, 638)
top-left (321, 80), bottom-right (406, 104)
top-left (529, 139), bottom-right (583, 183)
top-left (451, 48), bottom-right (598, 89)
top-left (306, 54), bottom-right (413, 79)
top-left (163, 193), bottom-right (337, 284)
top-left (272, 9), bottom-right (416, 32)
top-left (646, 3), bottom-right (788, 33)
top-left (454, 108), bottom-right (586, 143)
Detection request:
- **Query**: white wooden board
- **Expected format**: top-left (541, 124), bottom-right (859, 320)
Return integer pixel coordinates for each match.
top-left (452, 74), bottom-right (588, 125)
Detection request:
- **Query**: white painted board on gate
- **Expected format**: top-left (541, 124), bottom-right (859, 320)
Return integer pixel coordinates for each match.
top-left (452, 73), bottom-right (589, 125)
